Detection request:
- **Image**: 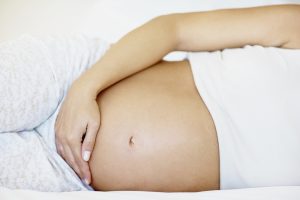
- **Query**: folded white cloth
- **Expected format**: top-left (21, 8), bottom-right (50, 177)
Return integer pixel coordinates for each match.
top-left (188, 45), bottom-right (300, 189)
top-left (0, 34), bottom-right (109, 191)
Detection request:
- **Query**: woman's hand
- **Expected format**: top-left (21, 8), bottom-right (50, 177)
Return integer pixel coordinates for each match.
top-left (55, 81), bottom-right (100, 185)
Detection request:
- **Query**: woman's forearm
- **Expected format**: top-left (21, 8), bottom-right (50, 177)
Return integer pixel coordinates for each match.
top-left (77, 16), bottom-right (178, 96)
top-left (77, 4), bottom-right (300, 97)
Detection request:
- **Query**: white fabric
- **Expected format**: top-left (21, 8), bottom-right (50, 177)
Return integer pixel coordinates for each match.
top-left (0, 35), bottom-right (109, 191)
top-left (1, 186), bottom-right (300, 200)
top-left (188, 46), bottom-right (300, 189)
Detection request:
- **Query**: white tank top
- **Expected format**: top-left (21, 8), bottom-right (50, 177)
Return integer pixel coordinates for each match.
top-left (188, 45), bottom-right (300, 189)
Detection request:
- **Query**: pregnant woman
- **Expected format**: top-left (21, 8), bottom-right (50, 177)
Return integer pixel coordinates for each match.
top-left (55, 4), bottom-right (300, 191)
top-left (0, 5), bottom-right (299, 192)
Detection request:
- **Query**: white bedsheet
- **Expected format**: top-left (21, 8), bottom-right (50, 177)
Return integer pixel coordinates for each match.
top-left (1, 186), bottom-right (300, 200)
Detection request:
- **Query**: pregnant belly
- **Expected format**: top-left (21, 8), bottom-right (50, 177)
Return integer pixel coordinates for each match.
top-left (89, 60), bottom-right (219, 192)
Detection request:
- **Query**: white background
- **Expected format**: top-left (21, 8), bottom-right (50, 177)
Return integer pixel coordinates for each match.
top-left (0, 0), bottom-right (299, 42)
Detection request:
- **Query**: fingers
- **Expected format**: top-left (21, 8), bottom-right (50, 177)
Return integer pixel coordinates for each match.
top-left (56, 136), bottom-right (92, 185)
top-left (68, 144), bottom-right (91, 185)
top-left (54, 97), bottom-right (101, 186)
top-left (82, 120), bottom-right (100, 162)
top-left (64, 146), bottom-right (81, 177)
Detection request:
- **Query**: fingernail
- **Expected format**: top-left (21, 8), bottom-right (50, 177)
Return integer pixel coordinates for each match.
top-left (83, 178), bottom-right (90, 185)
top-left (83, 151), bottom-right (91, 161)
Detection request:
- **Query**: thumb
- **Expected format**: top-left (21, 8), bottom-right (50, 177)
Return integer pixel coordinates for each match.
top-left (82, 121), bottom-right (100, 162)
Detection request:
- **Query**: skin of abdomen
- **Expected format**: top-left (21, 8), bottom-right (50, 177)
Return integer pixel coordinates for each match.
top-left (89, 60), bottom-right (220, 192)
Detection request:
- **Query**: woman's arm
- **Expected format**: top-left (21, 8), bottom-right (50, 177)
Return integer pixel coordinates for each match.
top-left (177, 5), bottom-right (300, 51)
top-left (82, 4), bottom-right (300, 96)
top-left (55, 4), bottom-right (300, 184)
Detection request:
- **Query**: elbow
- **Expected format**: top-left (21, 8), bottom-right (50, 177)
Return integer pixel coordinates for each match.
top-left (151, 13), bottom-right (182, 51)
top-left (163, 13), bottom-right (190, 51)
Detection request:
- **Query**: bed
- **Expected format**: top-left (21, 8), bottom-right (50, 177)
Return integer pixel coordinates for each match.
top-left (0, 0), bottom-right (300, 199)
top-left (0, 186), bottom-right (300, 200)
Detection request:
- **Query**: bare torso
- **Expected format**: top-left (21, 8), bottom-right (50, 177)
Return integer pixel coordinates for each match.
top-left (89, 60), bottom-right (220, 192)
